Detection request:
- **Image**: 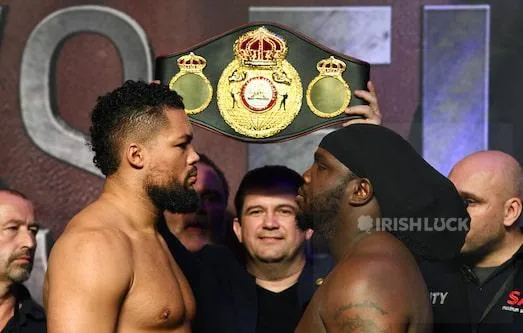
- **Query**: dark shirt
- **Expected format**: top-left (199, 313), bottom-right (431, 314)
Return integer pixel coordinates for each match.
top-left (465, 252), bottom-right (521, 332)
top-left (158, 217), bottom-right (332, 333)
top-left (420, 245), bottom-right (523, 333)
top-left (472, 266), bottom-right (498, 285)
top-left (255, 284), bottom-right (301, 333)
top-left (1, 284), bottom-right (46, 333)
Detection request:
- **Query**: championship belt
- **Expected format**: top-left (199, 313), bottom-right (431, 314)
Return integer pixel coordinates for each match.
top-left (155, 22), bottom-right (370, 143)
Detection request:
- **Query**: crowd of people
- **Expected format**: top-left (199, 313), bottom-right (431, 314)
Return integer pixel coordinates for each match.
top-left (1, 79), bottom-right (521, 333)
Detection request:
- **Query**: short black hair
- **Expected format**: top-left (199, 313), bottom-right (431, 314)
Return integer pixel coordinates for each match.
top-left (198, 153), bottom-right (229, 202)
top-left (89, 80), bottom-right (185, 176)
top-left (234, 165), bottom-right (303, 216)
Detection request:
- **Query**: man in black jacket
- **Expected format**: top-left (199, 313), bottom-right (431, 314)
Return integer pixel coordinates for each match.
top-left (423, 151), bottom-right (523, 333)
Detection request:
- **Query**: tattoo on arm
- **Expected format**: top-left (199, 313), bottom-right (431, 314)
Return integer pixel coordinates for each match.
top-left (338, 314), bottom-right (389, 333)
top-left (335, 301), bottom-right (388, 317)
top-left (334, 301), bottom-right (390, 333)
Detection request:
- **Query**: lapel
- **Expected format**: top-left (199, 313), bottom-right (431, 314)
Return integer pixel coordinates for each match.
top-left (228, 263), bottom-right (258, 333)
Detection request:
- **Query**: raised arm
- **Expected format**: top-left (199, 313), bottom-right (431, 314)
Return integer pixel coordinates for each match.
top-left (45, 229), bottom-right (133, 333)
top-left (320, 256), bottom-right (411, 333)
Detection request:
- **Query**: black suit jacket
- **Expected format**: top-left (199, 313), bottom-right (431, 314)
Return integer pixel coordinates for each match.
top-left (158, 219), bottom-right (331, 333)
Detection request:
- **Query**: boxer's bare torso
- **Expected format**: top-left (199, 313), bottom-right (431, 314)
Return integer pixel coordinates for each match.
top-left (295, 232), bottom-right (431, 333)
top-left (44, 198), bottom-right (195, 333)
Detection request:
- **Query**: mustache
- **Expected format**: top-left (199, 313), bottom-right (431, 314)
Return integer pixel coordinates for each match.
top-left (8, 250), bottom-right (34, 263)
top-left (188, 166), bottom-right (198, 178)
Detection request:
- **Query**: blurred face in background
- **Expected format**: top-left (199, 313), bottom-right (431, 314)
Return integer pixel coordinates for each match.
top-left (164, 162), bottom-right (228, 252)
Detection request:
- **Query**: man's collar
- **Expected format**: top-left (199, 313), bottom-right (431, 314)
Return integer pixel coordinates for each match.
top-left (16, 284), bottom-right (45, 322)
top-left (514, 243), bottom-right (523, 259)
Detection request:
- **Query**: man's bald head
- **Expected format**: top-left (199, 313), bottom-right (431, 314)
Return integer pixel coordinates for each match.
top-left (449, 150), bottom-right (522, 201)
top-left (449, 150), bottom-right (523, 262)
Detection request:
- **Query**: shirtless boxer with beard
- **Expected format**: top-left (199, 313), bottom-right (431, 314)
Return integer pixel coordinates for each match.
top-left (45, 81), bottom-right (199, 333)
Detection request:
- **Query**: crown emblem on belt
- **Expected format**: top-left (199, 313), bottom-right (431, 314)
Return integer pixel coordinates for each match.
top-left (177, 52), bottom-right (207, 72)
top-left (233, 27), bottom-right (288, 67)
top-left (317, 56), bottom-right (347, 76)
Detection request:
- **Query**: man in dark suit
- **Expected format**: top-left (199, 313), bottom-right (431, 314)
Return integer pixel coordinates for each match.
top-left (159, 165), bottom-right (331, 333)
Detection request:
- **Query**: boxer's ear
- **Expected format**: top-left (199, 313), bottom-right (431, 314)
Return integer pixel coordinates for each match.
top-left (348, 178), bottom-right (373, 206)
top-left (126, 143), bottom-right (145, 170)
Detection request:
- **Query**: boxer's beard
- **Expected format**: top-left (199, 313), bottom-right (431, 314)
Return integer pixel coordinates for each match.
top-left (146, 172), bottom-right (199, 214)
top-left (299, 181), bottom-right (346, 243)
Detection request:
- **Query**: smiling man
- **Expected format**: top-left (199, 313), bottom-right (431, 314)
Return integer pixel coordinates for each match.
top-left (231, 165), bottom-right (330, 333)
top-left (233, 166), bottom-right (313, 289)
top-left (231, 165), bottom-right (325, 333)
top-left (45, 81), bottom-right (199, 333)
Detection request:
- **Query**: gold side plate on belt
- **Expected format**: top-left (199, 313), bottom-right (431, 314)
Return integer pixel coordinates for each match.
top-left (306, 56), bottom-right (351, 118)
top-left (169, 52), bottom-right (213, 115)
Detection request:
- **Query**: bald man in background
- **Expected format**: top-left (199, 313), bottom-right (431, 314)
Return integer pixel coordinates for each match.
top-left (452, 151), bottom-right (522, 268)
top-left (424, 151), bottom-right (523, 332)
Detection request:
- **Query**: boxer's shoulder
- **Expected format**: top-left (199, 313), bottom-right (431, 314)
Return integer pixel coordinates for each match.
top-left (49, 226), bottom-right (134, 278)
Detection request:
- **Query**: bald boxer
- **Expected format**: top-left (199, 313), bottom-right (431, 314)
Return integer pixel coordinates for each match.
top-left (295, 124), bottom-right (469, 333)
top-left (45, 81), bottom-right (198, 333)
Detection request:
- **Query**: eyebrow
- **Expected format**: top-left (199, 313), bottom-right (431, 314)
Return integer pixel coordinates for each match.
top-left (275, 204), bottom-right (297, 211)
top-left (2, 220), bottom-right (39, 228)
top-left (244, 204), bottom-right (297, 212)
top-left (173, 134), bottom-right (193, 145)
top-left (459, 191), bottom-right (482, 201)
top-left (244, 205), bottom-right (264, 213)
